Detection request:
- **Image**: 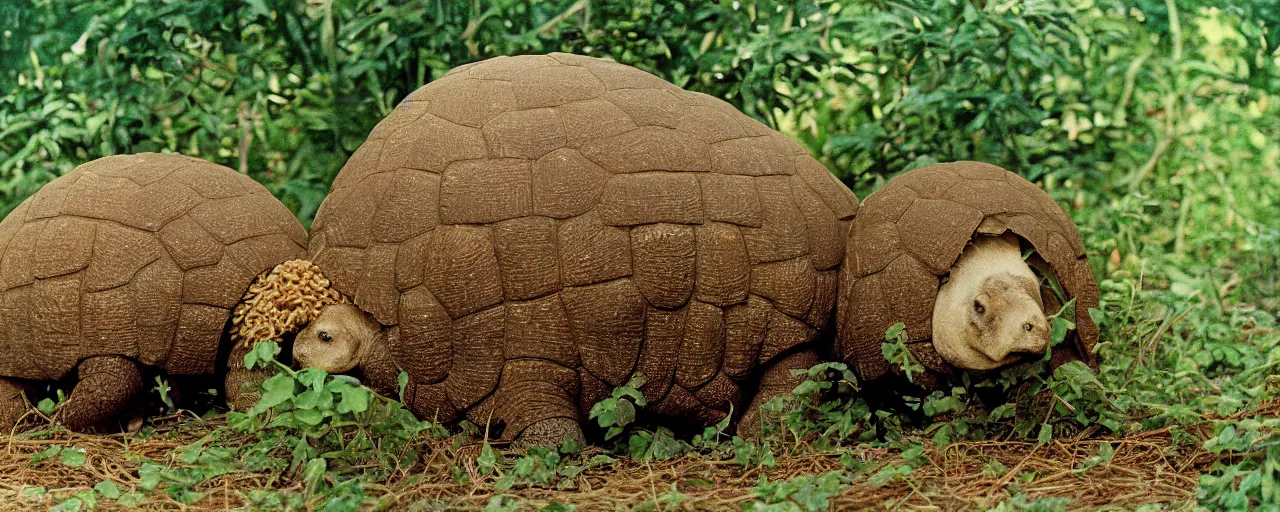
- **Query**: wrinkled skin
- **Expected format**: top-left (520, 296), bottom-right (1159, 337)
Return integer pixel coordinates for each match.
top-left (293, 303), bottom-right (587, 447)
top-left (933, 234), bottom-right (1051, 371)
top-left (0, 356), bottom-right (144, 432)
top-left (294, 304), bottom-right (377, 374)
top-left (293, 301), bottom-right (812, 447)
top-left (0, 379), bottom-right (27, 428)
top-left (293, 305), bottom-right (401, 398)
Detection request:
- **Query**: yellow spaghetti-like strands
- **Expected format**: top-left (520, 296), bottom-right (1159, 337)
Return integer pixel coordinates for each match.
top-left (230, 259), bottom-right (346, 349)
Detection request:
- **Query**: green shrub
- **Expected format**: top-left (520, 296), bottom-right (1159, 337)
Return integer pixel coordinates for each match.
top-left (6, 1), bottom-right (1277, 218)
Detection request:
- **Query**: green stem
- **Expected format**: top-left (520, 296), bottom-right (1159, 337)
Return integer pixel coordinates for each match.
top-left (1173, 187), bottom-right (1192, 255)
top-left (1126, 0), bottom-right (1182, 191)
top-left (1115, 51), bottom-right (1151, 123)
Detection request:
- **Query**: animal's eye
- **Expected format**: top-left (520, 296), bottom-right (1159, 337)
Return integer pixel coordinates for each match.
top-left (319, 331), bottom-right (333, 343)
top-left (973, 301), bottom-right (985, 314)
top-left (1024, 323), bottom-right (1034, 331)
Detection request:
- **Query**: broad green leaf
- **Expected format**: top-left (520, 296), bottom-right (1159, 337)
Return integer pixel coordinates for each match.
top-left (246, 341), bottom-right (281, 370)
top-left (1037, 423), bottom-right (1053, 445)
top-left (49, 497), bottom-right (83, 512)
top-left (615, 399), bottom-right (636, 429)
top-left (884, 322), bottom-right (906, 342)
top-left (138, 463), bottom-right (163, 491)
top-left (477, 442), bottom-right (498, 475)
top-left (37, 398), bottom-right (57, 416)
top-left (256, 374), bottom-right (297, 411)
top-left (296, 368), bottom-right (328, 390)
top-left (900, 443), bottom-right (925, 463)
top-left (293, 389), bottom-right (328, 410)
top-left (177, 442), bottom-right (204, 465)
top-left (398, 371), bottom-right (410, 400)
top-left (336, 386), bottom-right (371, 414)
top-left (60, 447), bottom-right (86, 467)
top-left (294, 408), bottom-right (325, 426)
top-left (31, 445), bottom-right (61, 464)
top-left (116, 491), bottom-right (148, 507)
top-left (302, 458), bottom-right (327, 490)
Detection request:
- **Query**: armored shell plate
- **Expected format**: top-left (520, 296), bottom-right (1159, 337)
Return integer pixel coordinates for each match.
top-left (0, 154), bottom-right (307, 380)
top-left (835, 161), bottom-right (1100, 386)
top-left (309, 53), bottom-right (859, 433)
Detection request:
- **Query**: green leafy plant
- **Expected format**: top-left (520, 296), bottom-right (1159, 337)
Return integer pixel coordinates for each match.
top-left (881, 322), bottom-right (924, 383)
top-left (152, 376), bottom-right (176, 413)
top-left (749, 470), bottom-right (846, 511)
top-left (760, 362), bottom-right (872, 448)
top-left (588, 373), bottom-right (647, 440)
top-left (35, 389), bottom-right (64, 418)
top-left (986, 494), bottom-right (1074, 512)
top-left (232, 341), bottom-right (435, 474)
top-left (102, 340), bottom-right (442, 508)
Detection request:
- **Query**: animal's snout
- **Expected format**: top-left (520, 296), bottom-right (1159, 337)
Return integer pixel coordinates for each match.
top-left (292, 344), bottom-right (311, 367)
top-left (1013, 317), bottom-right (1051, 355)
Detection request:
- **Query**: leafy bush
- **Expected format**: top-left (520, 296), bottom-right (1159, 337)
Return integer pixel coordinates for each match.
top-left (7, 1), bottom-right (1277, 216)
top-left (125, 341), bottom-right (442, 509)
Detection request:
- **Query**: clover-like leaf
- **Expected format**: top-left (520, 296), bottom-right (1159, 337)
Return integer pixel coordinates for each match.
top-left (60, 447), bottom-right (86, 467)
top-left (94, 480), bottom-right (120, 499)
top-left (336, 385), bottom-right (371, 415)
top-left (254, 374), bottom-right (297, 412)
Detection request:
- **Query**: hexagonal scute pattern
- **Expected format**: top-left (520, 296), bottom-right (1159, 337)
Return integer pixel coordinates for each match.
top-left (835, 161), bottom-right (1100, 387)
top-left (309, 53), bottom-right (859, 437)
top-left (0, 153), bottom-right (307, 381)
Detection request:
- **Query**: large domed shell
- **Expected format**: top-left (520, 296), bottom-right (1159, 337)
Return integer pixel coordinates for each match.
top-left (835, 161), bottom-right (1099, 387)
top-left (309, 53), bottom-right (859, 434)
top-left (0, 154), bottom-right (307, 381)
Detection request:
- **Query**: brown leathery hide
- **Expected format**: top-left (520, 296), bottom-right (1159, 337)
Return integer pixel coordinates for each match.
top-left (0, 153), bottom-right (307, 381)
top-left (834, 161), bottom-right (1100, 388)
top-left (308, 53), bottom-right (860, 438)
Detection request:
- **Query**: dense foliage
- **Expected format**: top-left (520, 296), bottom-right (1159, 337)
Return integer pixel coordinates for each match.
top-left (2, 0), bottom-right (1279, 509)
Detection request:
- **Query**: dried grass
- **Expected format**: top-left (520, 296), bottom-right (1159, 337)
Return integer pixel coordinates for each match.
top-left (7, 401), bottom-right (1273, 511)
top-left (0, 407), bottom-right (1240, 512)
